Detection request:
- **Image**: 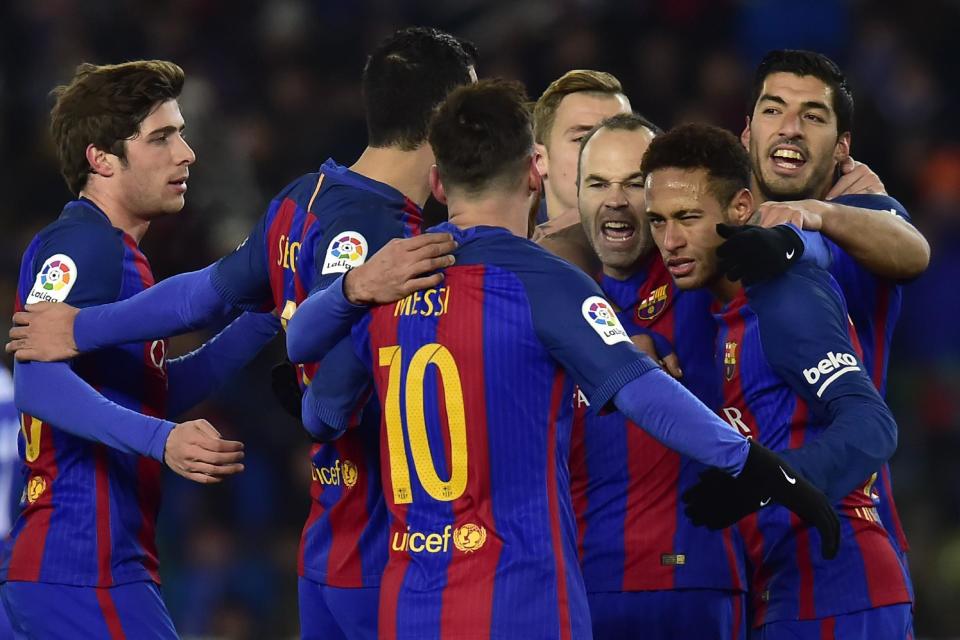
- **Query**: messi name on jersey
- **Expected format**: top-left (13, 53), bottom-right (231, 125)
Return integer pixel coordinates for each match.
top-left (394, 286), bottom-right (451, 318)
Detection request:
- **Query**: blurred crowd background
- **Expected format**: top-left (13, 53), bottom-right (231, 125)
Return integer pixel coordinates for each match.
top-left (1, 0), bottom-right (958, 637)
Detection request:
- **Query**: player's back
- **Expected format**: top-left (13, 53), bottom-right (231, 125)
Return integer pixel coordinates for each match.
top-left (357, 223), bottom-right (596, 639)
top-left (3, 199), bottom-right (167, 587)
top-left (714, 263), bottom-right (911, 626)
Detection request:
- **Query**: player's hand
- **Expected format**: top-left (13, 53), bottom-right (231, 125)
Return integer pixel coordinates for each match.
top-left (683, 441), bottom-right (840, 560)
top-left (343, 233), bottom-right (457, 305)
top-left (631, 333), bottom-right (682, 379)
top-left (826, 157), bottom-right (886, 200)
top-left (7, 302), bottom-right (81, 362)
top-left (164, 419), bottom-right (245, 484)
top-left (271, 360), bottom-right (303, 420)
top-left (755, 200), bottom-right (824, 231)
top-left (716, 223), bottom-right (805, 286)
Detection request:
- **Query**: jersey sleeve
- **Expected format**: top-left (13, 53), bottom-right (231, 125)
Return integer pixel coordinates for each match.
top-left (825, 194), bottom-right (912, 290)
top-left (210, 209), bottom-right (273, 310)
top-left (750, 263), bottom-right (898, 501)
top-left (301, 332), bottom-right (374, 441)
top-left (519, 256), bottom-right (658, 411)
top-left (25, 222), bottom-right (124, 308)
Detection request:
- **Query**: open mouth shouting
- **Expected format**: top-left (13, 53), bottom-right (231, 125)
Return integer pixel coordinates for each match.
top-left (600, 219), bottom-right (636, 244)
top-left (769, 145), bottom-right (807, 176)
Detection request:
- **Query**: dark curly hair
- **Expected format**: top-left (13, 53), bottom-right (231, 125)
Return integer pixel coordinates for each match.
top-left (640, 122), bottom-right (750, 207)
top-left (50, 60), bottom-right (185, 195)
top-left (428, 78), bottom-right (533, 194)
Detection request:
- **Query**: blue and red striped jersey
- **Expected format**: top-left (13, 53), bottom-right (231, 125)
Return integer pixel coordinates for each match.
top-left (211, 158), bottom-right (421, 587)
top-left (2, 199), bottom-right (167, 587)
top-left (570, 251), bottom-right (748, 595)
top-left (715, 263), bottom-right (912, 626)
top-left (826, 193), bottom-right (912, 554)
top-left (326, 223), bottom-right (653, 639)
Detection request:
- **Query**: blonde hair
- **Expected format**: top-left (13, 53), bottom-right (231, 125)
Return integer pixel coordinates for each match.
top-left (532, 69), bottom-right (624, 146)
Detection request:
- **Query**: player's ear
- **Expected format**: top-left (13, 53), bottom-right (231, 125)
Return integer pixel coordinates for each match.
top-left (740, 117), bottom-right (751, 151)
top-left (834, 131), bottom-right (851, 165)
top-left (86, 144), bottom-right (116, 178)
top-left (534, 143), bottom-right (549, 180)
top-left (728, 188), bottom-right (755, 225)
top-left (429, 165), bottom-right (447, 205)
top-left (528, 156), bottom-right (542, 193)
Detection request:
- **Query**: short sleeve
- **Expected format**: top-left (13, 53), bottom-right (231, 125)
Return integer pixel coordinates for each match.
top-left (310, 209), bottom-right (408, 294)
top-left (751, 263), bottom-right (880, 413)
top-left (25, 223), bottom-right (124, 308)
top-left (519, 256), bottom-right (657, 411)
top-left (211, 211), bottom-right (272, 309)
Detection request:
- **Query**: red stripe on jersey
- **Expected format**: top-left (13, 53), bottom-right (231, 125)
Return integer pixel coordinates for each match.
top-left (819, 615), bottom-right (836, 639)
top-left (738, 513), bottom-right (770, 627)
top-left (438, 266), bottom-right (501, 638)
top-left (292, 215), bottom-right (318, 303)
top-left (721, 528), bottom-right (744, 592)
top-left (7, 416), bottom-right (59, 580)
top-left (870, 287), bottom-right (890, 387)
top-left (622, 422), bottom-right (678, 590)
top-left (730, 592), bottom-right (742, 640)
top-left (400, 198), bottom-right (424, 238)
top-left (879, 464), bottom-right (909, 551)
top-left (792, 513), bottom-right (816, 618)
top-left (266, 199), bottom-right (297, 310)
top-left (94, 445), bottom-right (113, 586)
top-left (95, 587), bottom-right (127, 639)
top-left (369, 306), bottom-right (405, 639)
top-left (546, 370), bottom-right (573, 640)
top-left (847, 513), bottom-right (912, 608)
top-left (297, 443), bottom-right (325, 577)
top-left (569, 394), bottom-right (589, 560)
top-left (720, 299), bottom-right (761, 440)
top-left (323, 433), bottom-right (369, 587)
top-left (136, 458), bottom-right (162, 583)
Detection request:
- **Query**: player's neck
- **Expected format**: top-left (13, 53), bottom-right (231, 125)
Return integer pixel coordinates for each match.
top-left (350, 145), bottom-right (433, 207)
top-left (543, 188), bottom-right (573, 221)
top-left (749, 176), bottom-right (829, 207)
top-left (708, 275), bottom-right (741, 304)
top-left (78, 188), bottom-right (150, 243)
top-left (447, 191), bottom-right (531, 238)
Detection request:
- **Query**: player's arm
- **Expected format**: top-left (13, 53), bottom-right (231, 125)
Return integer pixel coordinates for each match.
top-left (523, 259), bottom-right (839, 556)
top-left (757, 193), bottom-right (929, 281)
top-left (753, 263), bottom-right (898, 501)
top-left (14, 225), bottom-right (243, 482)
top-left (715, 222), bottom-right (832, 285)
top-left (285, 213), bottom-right (454, 364)
top-left (7, 210), bottom-right (277, 362)
top-left (299, 333), bottom-right (374, 441)
top-left (165, 312), bottom-right (280, 417)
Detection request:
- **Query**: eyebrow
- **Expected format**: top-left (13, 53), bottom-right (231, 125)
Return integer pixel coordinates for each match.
top-left (146, 124), bottom-right (185, 137)
top-left (565, 124), bottom-right (597, 135)
top-left (584, 171), bottom-right (644, 182)
top-left (759, 94), bottom-right (830, 113)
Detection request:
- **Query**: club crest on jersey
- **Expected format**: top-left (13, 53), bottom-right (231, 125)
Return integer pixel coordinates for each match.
top-left (582, 296), bottom-right (631, 346)
top-left (321, 232), bottom-right (368, 274)
top-left (26, 476), bottom-right (46, 503)
top-left (724, 341), bottom-right (738, 381)
top-left (636, 284), bottom-right (669, 321)
top-left (26, 254), bottom-right (77, 304)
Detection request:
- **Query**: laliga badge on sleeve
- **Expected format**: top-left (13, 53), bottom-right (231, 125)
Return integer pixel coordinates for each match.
top-left (581, 296), bottom-right (631, 346)
top-left (26, 254), bottom-right (77, 304)
top-left (321, 232), bottom-right (369, 275)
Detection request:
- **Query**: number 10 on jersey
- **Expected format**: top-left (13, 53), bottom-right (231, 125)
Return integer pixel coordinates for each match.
top-left (378, 344), bottom-right (468, 505)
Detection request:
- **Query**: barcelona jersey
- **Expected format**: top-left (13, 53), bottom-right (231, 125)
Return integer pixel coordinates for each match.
top-left (211, 158), bottom-right (421, 587)
top-left (2, 199), bottom-right (168, 587)
top-left (715, 262), bottom-right (912, 626)
top-left (314, 222), bottom-right (656, 639)
top-left (570, 250), bottom-right (748, 597)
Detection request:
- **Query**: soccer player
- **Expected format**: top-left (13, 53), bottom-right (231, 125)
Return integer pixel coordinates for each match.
top-left (293, 79), bottom-right (839, 639)
top-left (6, 28), bottom-right (476, 639)
top-left (0, 61), bottom-right (276, 638)
top-left (644, 123), bottom-right (913, 638)
top-left (531, 69), bottom-right (631, 236)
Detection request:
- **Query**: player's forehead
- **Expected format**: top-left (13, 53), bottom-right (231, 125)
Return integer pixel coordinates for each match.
top-left (135, 99), bottom-right (185, 136)
top-left (552, 92), bottom-right (630, 138)
top-left (755, 72), bottom-right (834, 114)
top-left (645, 167), bottom-right (715, 212)
top-left (580, 127), bottom-right (654, 178)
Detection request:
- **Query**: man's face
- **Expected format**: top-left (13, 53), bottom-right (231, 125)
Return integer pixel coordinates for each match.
top-left (743, 72), bottom-right (849, 201)
top-left (645, 167), bottom-right (731, 290)
top-left (113, 99), bottom-right (195, 218)
top-left (538, 92), bottom-right (631, 212)
top-left (577, 126), bottom-right (655, 277)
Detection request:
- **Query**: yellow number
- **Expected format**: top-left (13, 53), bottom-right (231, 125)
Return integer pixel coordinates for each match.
top-left (378, 344), bottom-right (468, 504)
top-left (21, 415), bottom-right (41, 462)
top-left (280, 300), bottom-right (298, 330)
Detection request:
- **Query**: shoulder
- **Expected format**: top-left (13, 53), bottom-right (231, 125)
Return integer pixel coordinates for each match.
top-left (748, 263), bottom-right (847, 337)
top-left (830, 193), bottom-right (910, 220)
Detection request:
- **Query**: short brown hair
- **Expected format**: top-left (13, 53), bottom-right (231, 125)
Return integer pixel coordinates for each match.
top-left (50, 60), bottom-right (185, 195)
top-left (428, 78), bottom-right (532, 195)
top-left (532, 70), bottom-right (624, 146)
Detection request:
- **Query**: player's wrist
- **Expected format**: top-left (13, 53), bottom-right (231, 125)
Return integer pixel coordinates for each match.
top-left (342, 268), bottom-right (373, 306)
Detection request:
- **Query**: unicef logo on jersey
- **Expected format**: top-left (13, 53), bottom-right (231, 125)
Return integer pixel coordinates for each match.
top-left (581, 296), bottom-right (631, 346)
top-left (321, 232), bottom-right (369, 274)
top-left (26, 254), bottom-right (78, 304)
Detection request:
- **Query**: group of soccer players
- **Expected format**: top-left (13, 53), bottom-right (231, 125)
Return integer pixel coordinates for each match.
top-left (0, 24), bottom-right (930, 640)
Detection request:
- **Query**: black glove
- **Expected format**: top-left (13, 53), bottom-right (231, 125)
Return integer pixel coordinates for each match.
top-left (271, 360), bottom-right (303, 420)
top-left (715, 223), bottom-right (804, 285)
top-left (682, 441), bottom-right (840, 560)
